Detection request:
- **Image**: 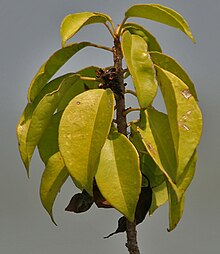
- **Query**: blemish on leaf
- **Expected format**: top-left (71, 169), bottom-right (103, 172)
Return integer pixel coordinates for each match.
top-left (76, 101), bottom-right (80, 105)
top-left (181, 89), bottom-right (192, 99)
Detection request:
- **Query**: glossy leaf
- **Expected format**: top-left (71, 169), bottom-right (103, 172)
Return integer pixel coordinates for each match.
top-left (150, 52), bottom-right (198, 100)
top-left (125, 4), bottom-right (195, 42)
top-left (138, 109), bottom-right (179, 193)
top-left (57, 66), bottom-right (99, 111)
top-left (59, 89), bottom-right (114, 194)
top-left (60, 12), bottom-right (112, 47)
top-left (40, 152), bottom-right (69, 224)
top-left (122, 23), bottom-right (162, 52)
top-left (149, 181), bottom-right (168, 215)
top-left (121, 31), bottom-right (158, 108)
top-left (28, 42), bottom-right (92, 102)
top-left (95, 128), bottom-right (141, 221)
top-left (156, 67), bottom-right (202, 179)
top-left (25, 75), bottom-right (80, 170)
top-left (38, 111), bottom-right (63, 164)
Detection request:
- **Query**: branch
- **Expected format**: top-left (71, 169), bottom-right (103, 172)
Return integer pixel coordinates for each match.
top-left (113, 34), bottom-right (140, 254)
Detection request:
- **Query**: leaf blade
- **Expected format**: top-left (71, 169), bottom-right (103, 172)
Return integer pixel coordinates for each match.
top-left (121, 31), bottom-right (158, 108)
top-left (26, 75), bottom-right (80, 169)
top-left (40, 152), bottom-right (69, 224)
top-left (125, 4), bottom-right (195, 42)
top-left (156, 67), bottom-right (202, 179)
top-left (122, 23), bottom-right (162, 52)
top-left (60, 12), bottom-right (112, 47)
top-left (28, 42), bottom-right (92, 102)
top-left (59, 89), bottom-right (114, 194)
top-left (150, 52), bottom-right (198, 100)
top-left (96, 129), bottom-right (141, 221)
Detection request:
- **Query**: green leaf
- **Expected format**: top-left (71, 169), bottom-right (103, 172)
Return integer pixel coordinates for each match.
top-left (167, 151), bottom-right (197, 231)
top-left (141, 153), bottom-right (165, 188)
top-left (125, 4), bottom-right (195, 42)
top-left (149, 181), bottom-right (168, 215)
top-left (57, 66), bottom-right (99, 111)
top-left (40, 152), bottom-right (69, 224)
top-left (59, 89), bottom-right (114, 194)
top-left (122, 23), bottom-right (162, 52)
top-left (121, 31), bottom-right (158, 108)
top-left (177, 150), bottom-right (197, 192)
top-left (16, 103), bottom-right (35, 173)
top-left (60, 12), bottom-right (112, 47)
top-left (28, 42), bottom-right (92, 102)
top-left (24, 75), bottom-right (80, 171)
top-left (95, 128), bottom-right (141, 221)
top-left (38, 111), bottom-right (63, 164)
top-left (150, 52), bottom-right (198, 100)
top-left (156, 67), bottom-right (202, 179)
top-left (138, 108), bottom-right (178, 186)
top-left (167, 184), bottom-right (185, 232)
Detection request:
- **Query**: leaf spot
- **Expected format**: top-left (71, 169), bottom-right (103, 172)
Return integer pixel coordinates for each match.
top-left (181, 89), bottom-right (192, 99)
top-left (76, 101), bottom-right (80, 105)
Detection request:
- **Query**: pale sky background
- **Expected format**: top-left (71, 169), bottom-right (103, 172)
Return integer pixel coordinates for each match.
top-left (0, 0), bottom-right (219, 253)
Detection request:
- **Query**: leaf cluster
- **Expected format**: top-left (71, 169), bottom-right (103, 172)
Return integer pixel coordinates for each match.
top-left (17, 3), bottom-right (202, 232)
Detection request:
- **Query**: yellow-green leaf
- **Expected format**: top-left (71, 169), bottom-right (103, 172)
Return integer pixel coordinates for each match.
top-left (156, 67), bottom-right (202, 179)
top-left (125, 4), bottom-right (195, 42)
top-left (167, 151), bottom-right (197, 231)
top-left (138, 108), bottom-right (178, 186)
top-left (122, 23), bottom-right (162, 52)
top-left (59, 89), bottom-right (114, 194)
top-left (38, 111), bottom-right (63, 164)
top-left (25, 75), bottom-right (80, 171)
top-left (60, 12), bottom-right (112, 47)
top-left (28, 42), bottom-right (92, 102)
top-left (150, 52), bottom-right (198, 100)
top-left (95, 129), bottom-right (141, 221)
top-left (57, 66), bottom-right (99, 111)
top-left (16, 103), bottom-right (35, 173)
top-left (40, 152), bottom-right (69, 224)
top-left (121, 31), bottom-right (158, 108)
top-left (167, 183), bottom-right (185, 232)
top-left (149, 181), bottom-right (168, 215)
top-left (177, 150), bottom-right (197, 192)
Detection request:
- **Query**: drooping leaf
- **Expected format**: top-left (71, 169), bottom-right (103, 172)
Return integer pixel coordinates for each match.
top-left (149, 181), bottom-right (168, 215)
top-left (137, 109), bottom-right (179, 196)
top-left (65, 190), bottom-right (94, 213)
top-left (140, 153), bottom-right (165, 188)
top-left (177, 150), bottom-right (197, 192)
top-left (57, 66), bottom-right (99, 111)
top-left (95, 128), bottom-right (141, 221)
top-left (38, 111), bottom-right (63, 164)
top-left (16, 103), bottom-right (35, 173)
top-left (59, 89), bottom-right (114, 194)
top-left (40, 152), bottom-right (69, 224)
top-left (28, 42), bottom-right (93, 102)
top-left (156, 67), bottom-right (202, 179)
top-left (25, 75), bottom-right (80, 170)
top-left (125, 4), bottom-right (195, 42)
top-left (60, 12), bottom-right (112, 47)
top-left (121, 30), bottom-right (158, 108)
top-left (150, 52), bottom-right (198, 100)
top-left (167, 183), bottom-right (185, 232)
top-left (122, 23), bottom-right (162, 52)
top-left (130, 124), bottom-right (165, 188)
